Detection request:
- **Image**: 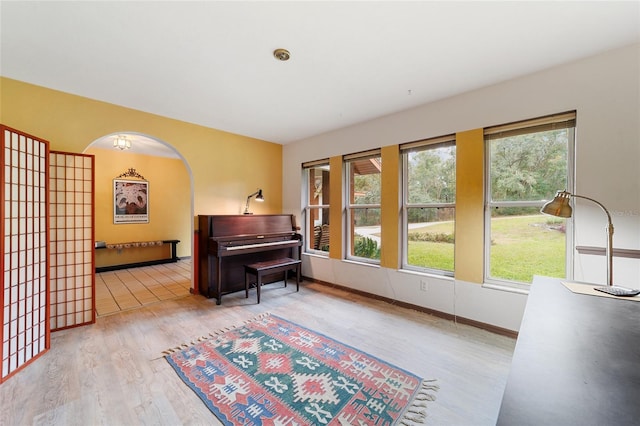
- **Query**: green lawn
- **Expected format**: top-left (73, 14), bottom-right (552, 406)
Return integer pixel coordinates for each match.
top-left (408, 215), bottom-right (566, 283)
top-left (407, 221), bottom-right (455, 272)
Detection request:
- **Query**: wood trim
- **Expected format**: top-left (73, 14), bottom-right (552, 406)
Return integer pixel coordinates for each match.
top-left (302, 276), bottom-right (519, 339)
top-left (1, 125), bottom-right (51, 382)
top-left (576, 246), bottom-right (640, 259)
top-left (192, 230), bottom-right (199, 295)
top-left (49, 151), bottom-right (96, 331)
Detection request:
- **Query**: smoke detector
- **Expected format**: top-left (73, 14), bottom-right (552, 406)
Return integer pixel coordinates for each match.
top-left (273, 48), bottom-right (291, 61)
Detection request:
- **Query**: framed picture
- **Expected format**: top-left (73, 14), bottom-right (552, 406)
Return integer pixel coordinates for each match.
top-left (114, 179), bottom-right (149, 224)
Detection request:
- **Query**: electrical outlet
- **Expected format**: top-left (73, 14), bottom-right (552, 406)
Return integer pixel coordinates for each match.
top-left (420, 280), bottom-right (428, 291)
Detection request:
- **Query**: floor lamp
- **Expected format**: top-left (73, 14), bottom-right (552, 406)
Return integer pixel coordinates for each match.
top-left (541, 190), bottom-right (639, 297)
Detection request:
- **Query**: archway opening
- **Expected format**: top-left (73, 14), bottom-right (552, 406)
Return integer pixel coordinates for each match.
top-left (84, 132), bottom-right (196, 312)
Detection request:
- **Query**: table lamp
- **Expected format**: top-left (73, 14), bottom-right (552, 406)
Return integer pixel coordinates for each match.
top-left (541, 190), bottom-right (639, 297)
top-left (244, 189), bottom-right (264, 215)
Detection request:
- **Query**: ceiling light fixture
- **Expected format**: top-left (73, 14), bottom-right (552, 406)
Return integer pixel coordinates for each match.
top-left (273, 48), bottom-right (291, 61)
top-left (113, 135), bottom-right (131, 150)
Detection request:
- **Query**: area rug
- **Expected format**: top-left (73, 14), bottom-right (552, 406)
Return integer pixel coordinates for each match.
top-left (164, 313), bottom-right (438, 425)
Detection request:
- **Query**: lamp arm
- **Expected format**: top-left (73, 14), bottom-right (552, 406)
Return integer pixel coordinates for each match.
top-left (244, 190), bottom-right (261, 214)
top-left (571, 194), bottom-right (614, 286)
top-left (570, 194), bottom-right (613, 230)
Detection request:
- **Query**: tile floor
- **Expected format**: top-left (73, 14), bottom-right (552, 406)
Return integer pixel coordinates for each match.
top-left (95, 258), bottom-right (192, 316)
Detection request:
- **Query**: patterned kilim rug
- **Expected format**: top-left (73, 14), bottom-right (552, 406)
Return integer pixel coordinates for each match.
top-left (164, 313), bottom-right (438, 425)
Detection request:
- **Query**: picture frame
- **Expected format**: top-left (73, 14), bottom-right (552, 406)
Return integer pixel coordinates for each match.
top-left (113, 179), bottom-right (149, 224)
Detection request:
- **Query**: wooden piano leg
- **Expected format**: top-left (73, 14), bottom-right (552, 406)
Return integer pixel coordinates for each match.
top-left (257, 275), bottom-right (262, 304)
top-left (216, 257), bottom-right (223, 305)
top-left (245, 271), bottom-right (249, 299)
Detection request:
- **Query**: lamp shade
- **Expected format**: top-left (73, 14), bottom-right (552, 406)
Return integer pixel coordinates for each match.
top-left (255, 189), bottom-right (264, 202)
top-left (541, 189), bottom-right (622, 289)
top-left (113, 135), bottom-right (131, 150)
top-left (540, 191), bottom-right (572, 218)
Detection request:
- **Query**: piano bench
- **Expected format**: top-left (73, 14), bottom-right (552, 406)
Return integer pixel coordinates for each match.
top-left (244, 258), bottom-right (302, 304)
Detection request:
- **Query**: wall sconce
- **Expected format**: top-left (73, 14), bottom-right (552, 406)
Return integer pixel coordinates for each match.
top-left (541, 190), bottom-right (639, 297)
top-left (244, 189), bottom-right (264, 215)
top-left (113, 135), bottom-right (131, 150)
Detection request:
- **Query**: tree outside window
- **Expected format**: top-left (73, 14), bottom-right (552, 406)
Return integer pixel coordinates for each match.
top-left (402, 139), bottom-right (456, 274)
top-left (485, 112), bottom-right (575, 285)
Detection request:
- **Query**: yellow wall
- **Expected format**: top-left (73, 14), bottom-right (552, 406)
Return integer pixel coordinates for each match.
top-left (380, 145), bottom-right (400, 269)
top-left (1, 77), bottom-right (486, 280)
top-left (325, 136), bottom-right (484, 281)
top-left (329, 156), bottom-right (343, 260)
top-left (1, 77), bottom-right (284, 258)
top-left (454, 128), bottom-right (485, 283)
top-left (85, 147), bottom-right (191, 256)
top-left (0, 77), bottom-right (283, 217)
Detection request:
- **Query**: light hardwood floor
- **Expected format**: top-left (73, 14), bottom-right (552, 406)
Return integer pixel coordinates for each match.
top-left (1, 272), bottom-right (516, 425)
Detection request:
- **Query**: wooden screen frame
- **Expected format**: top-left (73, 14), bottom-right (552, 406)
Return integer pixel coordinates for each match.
top-left (1, 125), bottom-right (51, 383)
top-left (49, 151), bottom-right (96, 331)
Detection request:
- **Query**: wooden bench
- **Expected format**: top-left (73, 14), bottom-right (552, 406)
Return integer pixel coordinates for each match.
top-left (95, 239), bottom-right (180, 272)
top-left (244, 258), bottom-right (301, 304)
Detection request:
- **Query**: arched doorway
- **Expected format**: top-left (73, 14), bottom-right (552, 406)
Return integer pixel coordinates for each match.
top-left (84, 132), bottom-right (196, 313)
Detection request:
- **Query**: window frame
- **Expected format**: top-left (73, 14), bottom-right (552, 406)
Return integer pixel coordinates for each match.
top-left (484, 112), bottom-right (576, 289)
top-left (302, 159), bottom-right (330, 256)
top-left (344, 149), bottom-right (382, 264)
top-left (401, 136), bottom-right (456, 276)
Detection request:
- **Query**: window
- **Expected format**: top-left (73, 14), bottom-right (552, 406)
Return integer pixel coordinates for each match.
top-left (345, 150), bottom-right (381, 263)
top-left (303, 160), bottom-right (330, 254)
top-left (485, 112), bottom-right (575, 286)
top-left (401, 136), bottom-right (456, 275)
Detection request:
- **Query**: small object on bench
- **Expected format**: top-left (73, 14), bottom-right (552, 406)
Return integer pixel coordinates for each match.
top-left (244, 258), bottom-right (301, 304)
top-left (95, 239), bottom-right (180, 272)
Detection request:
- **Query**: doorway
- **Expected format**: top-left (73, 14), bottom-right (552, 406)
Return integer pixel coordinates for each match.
top-left (85, 132), bottom-right (195, 315)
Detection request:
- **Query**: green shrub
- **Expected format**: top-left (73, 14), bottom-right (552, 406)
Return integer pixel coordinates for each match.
top-left (354, 236), bottom-right (380, 259)
top-left (408, 232), bottom-right (454, 243)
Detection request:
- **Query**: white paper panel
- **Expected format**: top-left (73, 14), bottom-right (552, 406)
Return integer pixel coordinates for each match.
top-left (1, 127), bottom-right (49, 382)
top-left (48, 151), bottom-right (95, 331)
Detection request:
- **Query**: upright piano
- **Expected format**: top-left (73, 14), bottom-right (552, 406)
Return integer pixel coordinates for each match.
top-left (197, 214), bottom-right (303, 304)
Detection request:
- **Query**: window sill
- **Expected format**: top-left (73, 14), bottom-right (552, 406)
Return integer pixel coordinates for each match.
top-left (482, 282), bottom-right (530, 295)
top-left (398, 268), bottom-right (454, 282)
top-left (303, 252), bottom-right (329, 259)
top-left (342, 259), bottom-right (380, 268)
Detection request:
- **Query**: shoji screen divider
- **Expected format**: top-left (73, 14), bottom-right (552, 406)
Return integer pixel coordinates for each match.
top-left (49, 151), bottom-right (95, 331)
top-left (1, 125), bottom-right (50, 383)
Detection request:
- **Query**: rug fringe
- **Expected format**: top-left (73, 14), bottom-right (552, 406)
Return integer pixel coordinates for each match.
top-left (399, 379), bottom-right (439, 425)
top-left (161, 313), bottom-right (440, 425)
top-left (154, 312), bottom-right (272, 359)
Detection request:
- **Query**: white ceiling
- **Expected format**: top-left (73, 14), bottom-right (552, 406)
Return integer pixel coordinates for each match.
top-left (2, 1), bottom-right (639, 156)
